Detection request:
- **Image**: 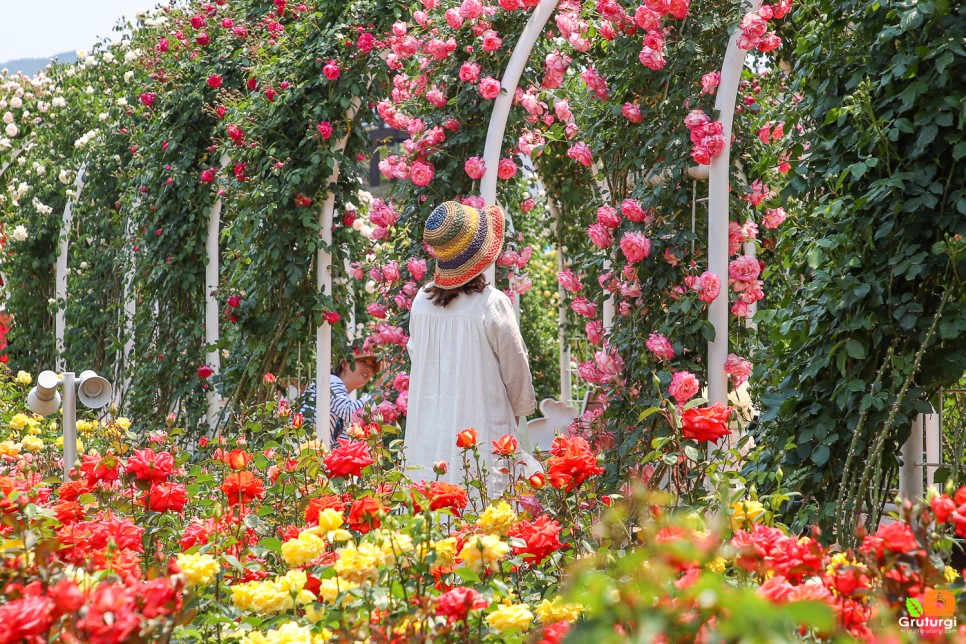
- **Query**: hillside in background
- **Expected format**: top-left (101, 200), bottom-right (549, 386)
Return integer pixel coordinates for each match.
top-left (1, 51), bottom-right (76, 76)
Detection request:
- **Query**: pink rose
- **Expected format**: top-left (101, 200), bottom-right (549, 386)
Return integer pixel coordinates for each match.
top-left (567, 142), bottom-right (593, 167)
top-left (571, 297), bottom-right (598, 318)
top-left (317, 121), bottom-right (333, 139)
top-left (445, 7), bottom-right (464, 28)
top-left (481, 29), bottom-right (502, 52)
top-left (426, 88), bottom-right (448, 107)
top-left (587, 223), bottom-right (613, 249)
top-left (684, 109), bottom-right (711, 130)
top-left (624, 199), bottom-right (649, 224)
top-left (596, 206), bottom-right (622, 228)
top-left (638, 46), bottom-right (666, 70)
top-left (585, 320), bottom-right (604, 345)
top-left (693, 271), bottom-right (721, 303)
top-left (728, 256), bottom-right (761, 283)
top-left (620, 232), bottom-right (652, 264)
top-left (634, 6), bottom-right (661, 30)
top-left (646, 333), bottom-right (675, 361)
top-left (622, 103), bottom-right (643, 123)
top-left (668, 371), bottom-right (700, 403)
top-left (460, 0), bottom-right (483, 18)
top-left (700, 71), bottom-right (720, 95)
top-left (497, 158), bottom-right (517, 180)
top-left (464, 156), bottom-right (486, 180)
top-left (369, 199), bottom-right (399, 228)
top-left (349, 262), bottom-right (365, 280)
top-left (595, 349), bottom-right (624, 383)
top-left (724, 353), bottom-right (753, 387)
top-left (383, 260), bottom-right (402, 282)
top-left (367, 303), bottom-right (388, 319)
top-left (410, 161), bottom-right (434, 187)
top-left (557, 270), bottom-right (582, 293)
top-left (479, 77), bottom-right (501, 99)
top-left (407, 258), bottom-right (427, 281)
top-left (322, 60), bottom-right (341, 81)
top-left (763, 207), bottom-right (786, 229)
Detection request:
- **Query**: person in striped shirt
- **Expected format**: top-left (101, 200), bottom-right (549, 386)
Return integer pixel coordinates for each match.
top-left (298, 350), bottom-right (382, 448)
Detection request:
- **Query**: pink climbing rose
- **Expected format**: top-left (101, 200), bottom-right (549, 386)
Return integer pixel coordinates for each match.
top-left (464, 157), bottom-right (486, 180)
top-left (567, 142), bottom-right (593, 167)
top-left (619, 232), bottom-right (652, 264)
top-left (693, 271), bottom-right (721, 303)
top-left (587, 223), bottom-right (613, 249)
top-left (479, 77), bottom-right (501, 99)
top-left (724, 354), bottom-right (753, 387)
top-left (728, 256), bottom-right (761, 283)
top-left (571, 297), bottom-right (598, 318)
top-left (557, 270), bottom-right (582, 293)
top-left (646, 333), bottom-right (675, 361)
top-left (668, 371), bottom-right (700, 403)
top-left (622, 103), bottom-right (643, 123)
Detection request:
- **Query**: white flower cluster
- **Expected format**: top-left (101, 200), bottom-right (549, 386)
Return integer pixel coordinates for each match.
top-left (73, 129), bottom-right (99, 149)
top-left (31, 197), bottom-right (53, 216)
top-left (11, 225), bottom-right (28, 242)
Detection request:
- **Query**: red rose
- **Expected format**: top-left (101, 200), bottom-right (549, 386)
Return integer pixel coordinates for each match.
top-left (143, 482), bottom-right (187, 513)
top-left (207, 74), bottom-right (222, 88)
top-left (221, 471), bottom-right (264, 505)
top-left (930, 494), bottom-right (956, 523)
top-left (200, 169), bottom-right (215, 183)
top-left (435, 586), bottom-right (487, 623)
top-left (305, 494), bottom-right (346, 525)
top-left (546, 436), bottom-right (603, 492)
top-left (323, 311), bottom-right (340, 324)
top-left (491, 434), bottom-right (518, 456)
top-left (528, 472), bottom-right (546, 489)
top-left (324, 439), bottom-right (375, 479)
top-left (291, 413), bottom-right (304, 429)
top-left (508, 515), bottom-right (563, 565)
top-left (859, 521), bottom-right (921, 560)
top-left (456, 428), bottom-right (478, 449)
top-left (52, 501), bottom-right (85, 524)
top-left (222, 449), bottom-right (251, 470)
top-left (139, 92), bottom-right (157, 107)
top-left (681, 404), bottom-right (732, 443)
top-left (424, 481), bottom-right (469, 514)
top-left (125, 448), bottom-right (175, 482)
top-left (346, 496), bottom-right (382, 533)
top-left (317, 121), bottom-right (333, 139)
top-left (197, 364), bottom-right (214, 378)
top-left (50, 579), bottom-right (85, 615)
top-left (58, 479), bottom-right (91, 502)
top-left (80, 452), bottom-right (121, 486)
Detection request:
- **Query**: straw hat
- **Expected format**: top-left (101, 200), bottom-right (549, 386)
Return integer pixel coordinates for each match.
top-left (423, 201), bottom-right (505, 289)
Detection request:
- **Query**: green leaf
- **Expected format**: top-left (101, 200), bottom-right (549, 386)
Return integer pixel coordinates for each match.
top-left (845, 339), bottom-right (866, 359)
top-left (811, 445), bottom-right (830, 466)
top-left (453, 567), bottom-right (480, 583)
top-left (782, 601), bottom-right (836, 631)
top-left (258, 537), bottom-right (282, 553)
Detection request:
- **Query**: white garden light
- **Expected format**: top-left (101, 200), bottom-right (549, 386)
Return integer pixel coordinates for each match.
top-left (27, 369), bottom-right (113, 479)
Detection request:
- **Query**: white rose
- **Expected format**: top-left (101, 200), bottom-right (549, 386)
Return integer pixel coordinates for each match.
top-left (10, 97), bottom-right (22, 109)
top-left (85, 56), bottom-right (95, 65)
top-left (52, 97), bottom-right (66, 108)
top-left (2, 112), bottom-right (12, 124)
top-left (351, 219), bottom-right (364, 231)
top-left (0, 138), bottom-right (10, 151)
top-left (12, 225), bottom-right (28, 242)
top-left (123, 71), bottom-right (134, 83)
top-left (98, 112), bottom-right (109, 121)
top-left (102, 52), bottom-right (115, 63)
top-left (364, 280), bottom-right (377, 294)
top-left (85, 86), bottom-right (94, 95)
top-left (76, 49), bottom-right (87, 59)
top-left (4, 123), bottom-right (18, 137)
top-left (116, 97), bottom-right (127, 106)
top-left (80, 261), bottom-right (89, 269)
top-left (360, 225), bottom-right (373, 239)
top-left (58, 169), bottom-right (70, 184)
top-left (37, 101), bottom-right (49, 113)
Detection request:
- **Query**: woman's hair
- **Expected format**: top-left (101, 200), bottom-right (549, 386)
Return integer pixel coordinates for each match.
top-left (426, 273), bottom-right (488, 307)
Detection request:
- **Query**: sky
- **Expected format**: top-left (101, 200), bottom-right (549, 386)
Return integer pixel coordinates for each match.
top-left (0, 0), bottom-right (158, 63)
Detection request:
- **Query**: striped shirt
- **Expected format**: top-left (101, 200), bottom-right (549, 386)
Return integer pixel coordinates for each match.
top-left (298, 374), bottom-right (371, 447)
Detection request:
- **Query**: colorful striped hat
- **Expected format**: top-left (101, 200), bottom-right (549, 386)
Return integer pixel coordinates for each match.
top-left (423, 201), bottom-right (505, 289)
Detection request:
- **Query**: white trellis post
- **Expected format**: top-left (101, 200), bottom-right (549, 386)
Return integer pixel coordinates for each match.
top-left (0, 148), bottom-right (23, 182)
top-left (204, 153), bottom-right (231, 429)
top-left (116, 215), bottom-right (137, 408)
top-left (55, 164), bottom-right (87, 373)
top-left (315, 100), bottom-right (362, 447)
top-left (899, 414), bottom-right (925, 502)
top-left (707, 0), bottom-right (760, 410)
top-left (481, 0), bottom-right (561, 284)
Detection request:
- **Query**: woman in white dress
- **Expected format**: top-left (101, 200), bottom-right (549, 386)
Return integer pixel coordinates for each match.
top-left (404, 201), bottom-right (539, 498)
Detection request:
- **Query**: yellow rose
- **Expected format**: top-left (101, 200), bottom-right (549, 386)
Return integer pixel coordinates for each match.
top-left (176, 553), bottom-right (220, 587)
top-left (316, 577), bottom-right (358, 604)
top-left (945, 566), bottom-right (959, 583)
top-left (115, 417), bottom-right (132, 431)
top-left (479, 500), bottom-right (517, 536)
top-left (9, 414), bottom-right (29, 431)
top-left (486, 603), bottom-right (534, 633)
top-left (334, 542), bottom-right (385, 584)
top-left (432, 537), bottom-right (458, 568)
top-left (706, 556), bottom-right (727, 574)
top-left (21, 435), bottom-right (44, 453)
top-left (458, 534), bottom-right (509, 573)
top-left (15, 371), bottom-right (32, 385)
top-left (281, 531), bottom-right (327, 566)
top-left (535, 597), bottom-right (583, 624)
top-left (729, 499), bottom-right (766, 531)
top-left (368, 530), bottom-right (413, 565)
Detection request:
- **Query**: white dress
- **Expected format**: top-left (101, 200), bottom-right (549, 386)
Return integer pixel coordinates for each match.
top-left (404, 284), bottom-right (539, 496)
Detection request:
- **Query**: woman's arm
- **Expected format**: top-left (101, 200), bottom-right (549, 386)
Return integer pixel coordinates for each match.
top-left (484, 293), bottom-right (537, 418)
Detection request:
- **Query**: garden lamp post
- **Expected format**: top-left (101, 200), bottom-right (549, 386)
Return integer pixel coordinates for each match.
top-left (27, 369), bottom-right (113, 479)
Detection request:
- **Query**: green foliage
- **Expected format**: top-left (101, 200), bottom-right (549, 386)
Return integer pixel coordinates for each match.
top-left (750, 0), bottom-right (966, 538)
